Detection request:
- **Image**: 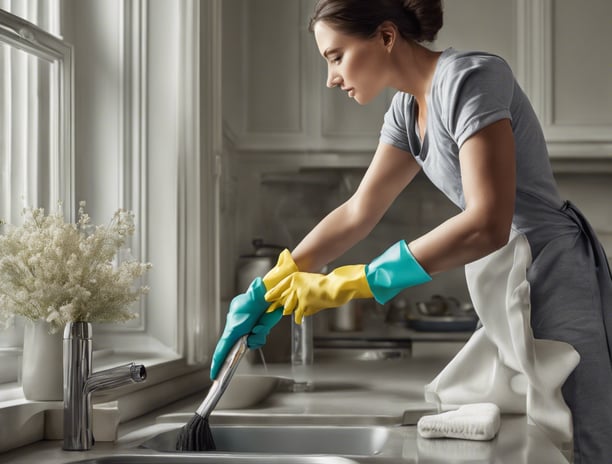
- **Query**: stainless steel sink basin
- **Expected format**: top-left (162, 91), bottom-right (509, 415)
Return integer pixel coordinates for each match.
top-left (141, 424), bottom-right (390, 456)
top-left (65, 424), bottom-right (388, 464)
top-left (158, 410), bottom-right (408, 426)
top-left (67, 455), bottom-right (359, 464)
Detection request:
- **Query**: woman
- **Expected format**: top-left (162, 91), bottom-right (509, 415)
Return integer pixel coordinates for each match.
top-left (211, 1), bottom-right (612, 462)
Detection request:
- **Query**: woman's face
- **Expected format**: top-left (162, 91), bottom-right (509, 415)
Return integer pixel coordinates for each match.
top-left (313, 21), bottom-right (389, 105)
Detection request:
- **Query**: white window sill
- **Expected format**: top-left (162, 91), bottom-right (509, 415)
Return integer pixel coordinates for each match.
top-left (0, 345), bottom-right (211, 454)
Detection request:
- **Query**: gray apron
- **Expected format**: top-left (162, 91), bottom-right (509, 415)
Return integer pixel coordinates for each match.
top-left (525, 200), bottom-right (612, 463)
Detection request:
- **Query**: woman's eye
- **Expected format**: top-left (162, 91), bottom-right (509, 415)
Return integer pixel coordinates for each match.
top-left (330, 56), bottom-right (342, 64)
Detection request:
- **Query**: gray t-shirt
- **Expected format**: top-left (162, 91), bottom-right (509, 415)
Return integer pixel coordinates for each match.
top-left (379, 53), bottom-right (612, 456)
top-left (380, 48), bottom-right (564, 248)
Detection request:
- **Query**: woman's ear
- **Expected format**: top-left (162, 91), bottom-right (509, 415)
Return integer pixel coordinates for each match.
top-left (378, 21), bottom-right (397, 52)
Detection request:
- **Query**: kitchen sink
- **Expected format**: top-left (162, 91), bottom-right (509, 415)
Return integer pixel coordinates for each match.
top-left (141, 424), bottom-right (390, 456)
top-left (154, 393), bottom-right (435, 428)
top-left (67, 455), bottom-right (359, 464)
top-left (65, 423), bottom-right (392, 464)
top-left (157, 410), bottom-right (413, 427)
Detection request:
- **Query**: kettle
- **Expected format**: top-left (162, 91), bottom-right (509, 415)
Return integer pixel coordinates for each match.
top-left (235, 238), bottom-right (286, 294)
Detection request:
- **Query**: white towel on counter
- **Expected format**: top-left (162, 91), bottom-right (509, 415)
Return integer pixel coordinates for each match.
top-left (418, 403), bottom-right (500, 441)
top-left (424, 231), bottom-right (580, 449)
top-left (413, 435), bottom-right (493, 462)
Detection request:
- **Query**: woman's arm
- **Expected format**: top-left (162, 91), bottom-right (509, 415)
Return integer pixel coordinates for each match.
top-left (265, 119), bottom-right (516, 322)
top-left (291, 142), bottom-right (422, 272)
top-left (409, 118), bottom-right (516, 274)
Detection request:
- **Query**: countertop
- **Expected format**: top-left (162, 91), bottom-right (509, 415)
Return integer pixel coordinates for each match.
top-left (0, 342), bottom-right (570, 463)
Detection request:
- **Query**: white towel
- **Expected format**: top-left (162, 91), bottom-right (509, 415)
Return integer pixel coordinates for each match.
top-left (417, 403), bottom-right (500, 441)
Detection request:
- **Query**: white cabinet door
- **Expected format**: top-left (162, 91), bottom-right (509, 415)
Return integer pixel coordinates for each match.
top-left (537, 0), bottom-right (612, 157)
top-left (434, 0), bottom-right (612, 159)
top-left (223, 0), bottom-right (313, 151)
top-left (223, 0), bottom-right (612, 159)
top-left (319, 74), bottom-right (394, 152)
top-left (434, 0), bottom-right (518, 72)
top-left (222, 0), bottom-right (395, 152)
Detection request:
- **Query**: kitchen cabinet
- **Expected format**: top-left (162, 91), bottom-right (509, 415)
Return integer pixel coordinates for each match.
top-left (433, 0), bottom-right (612, 160)
top-left (537, 0), bottom-right (612, 158)
top-left (223, 0), bottom-right (612, 159)
top-left (437, 0), bottom-right (612, 160)
top-left (222, 0), bottom-right (393, 153)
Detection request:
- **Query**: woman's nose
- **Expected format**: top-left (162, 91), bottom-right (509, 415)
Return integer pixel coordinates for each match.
top-left (327, 71), bottom-right (341, 88)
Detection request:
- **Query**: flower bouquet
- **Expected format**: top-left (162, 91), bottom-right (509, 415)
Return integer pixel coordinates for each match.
top-left (0, 202), bottom-right (152, 333)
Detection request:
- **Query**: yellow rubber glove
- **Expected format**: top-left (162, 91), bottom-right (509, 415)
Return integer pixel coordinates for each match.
top-left (265, 265), bottom-right (373, 324)
top-left (264, 241), bottom-right (432, 325)
top-left (262, 249), bottom-right (298, 290)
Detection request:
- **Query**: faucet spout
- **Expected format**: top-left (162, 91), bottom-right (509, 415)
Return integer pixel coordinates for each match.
top-left (86, 363), bottom-right (147, 395)
top-left (63, 322), bottom-right (147, 451)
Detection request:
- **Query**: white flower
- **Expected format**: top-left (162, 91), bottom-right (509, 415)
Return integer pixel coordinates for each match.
top-left (0, 203), bottom-right (152, 333)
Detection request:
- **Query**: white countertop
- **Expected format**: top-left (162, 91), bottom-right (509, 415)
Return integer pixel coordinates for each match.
top-left (0, 342), bottom-right (569, 463)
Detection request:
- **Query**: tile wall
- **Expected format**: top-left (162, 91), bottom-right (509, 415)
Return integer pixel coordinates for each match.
top-left (223, 166), bottom-right (612, 311)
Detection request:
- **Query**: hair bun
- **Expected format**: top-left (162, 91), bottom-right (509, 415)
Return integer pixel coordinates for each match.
top-left (309, 0), bottom-right (444, 44)
top-left (402, 0), bottom-right (443, 42)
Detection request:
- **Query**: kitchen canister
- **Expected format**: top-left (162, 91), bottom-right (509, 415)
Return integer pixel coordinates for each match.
top-left (237, 238), bottom-right (292, 363)
top-left (235, 239), bottom-right (285, 293)
top-left (330, 299), bottom-right (364, 332)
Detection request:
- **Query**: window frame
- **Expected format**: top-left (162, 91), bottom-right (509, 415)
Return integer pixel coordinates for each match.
top-left (0, 0), bottom-right (222, 438)
top-left (0, 5), bottom-right (74, 385)
top-left (0, 7), bottom-right (74, 218)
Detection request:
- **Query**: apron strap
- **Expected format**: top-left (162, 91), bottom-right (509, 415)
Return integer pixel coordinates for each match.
top-left (561, 201), bottom-right (611, 278)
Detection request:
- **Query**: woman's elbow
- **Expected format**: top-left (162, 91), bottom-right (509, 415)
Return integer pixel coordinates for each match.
top-left (465, 198), bottom-right (513, 254)
top-left (480, 220), bottom-right (512, 253)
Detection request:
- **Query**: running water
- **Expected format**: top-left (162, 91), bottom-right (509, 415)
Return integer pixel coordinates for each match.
top-left (256, 347), bottom-right (268, 372)
top-left (291, 316), bottom-right (314, 391)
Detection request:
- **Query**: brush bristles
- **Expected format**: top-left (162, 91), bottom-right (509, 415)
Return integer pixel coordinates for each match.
top-left (175, 414), bottom-right (216, 451)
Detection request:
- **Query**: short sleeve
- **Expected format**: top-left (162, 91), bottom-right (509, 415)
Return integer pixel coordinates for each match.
top-left (438, 55), bottom-right (514, 148)
top-left (379, 92), bottom-right (412, 152)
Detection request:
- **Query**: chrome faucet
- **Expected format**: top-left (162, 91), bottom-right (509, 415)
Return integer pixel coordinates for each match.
top-left (63, 321), bottom-right (147, 451)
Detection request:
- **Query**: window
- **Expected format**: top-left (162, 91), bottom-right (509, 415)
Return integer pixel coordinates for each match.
top-left (0, 0), bottom-right (221, 399)
top-left (0, 0), bottom-right (72, 387)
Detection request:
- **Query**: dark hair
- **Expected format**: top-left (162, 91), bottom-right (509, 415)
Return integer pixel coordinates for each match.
top-left (309, 0), bottom-right (443, 43)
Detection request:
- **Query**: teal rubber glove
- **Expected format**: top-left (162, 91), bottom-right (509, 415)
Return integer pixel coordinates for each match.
top-left (365, 240), bottom-right (432, 303)
top-left (210, 278), bottom-right (282, 379)
top-left (210, 249), bottom-right (298, 380)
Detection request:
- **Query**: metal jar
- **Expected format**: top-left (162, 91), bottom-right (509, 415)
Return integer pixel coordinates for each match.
top-left (236, 239), bottom-right (291, 363)
top-left (235, 239), bottom-right (285, 293)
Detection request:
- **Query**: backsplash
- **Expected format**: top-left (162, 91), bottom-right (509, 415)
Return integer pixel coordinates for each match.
top-left (222, 163), bottom-right (612, 308)
top-left (256, 169), bottom-right (471, 306)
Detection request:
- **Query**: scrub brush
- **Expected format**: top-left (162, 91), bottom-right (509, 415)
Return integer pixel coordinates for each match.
top-left (176, 335), bottom-right (249, 451)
